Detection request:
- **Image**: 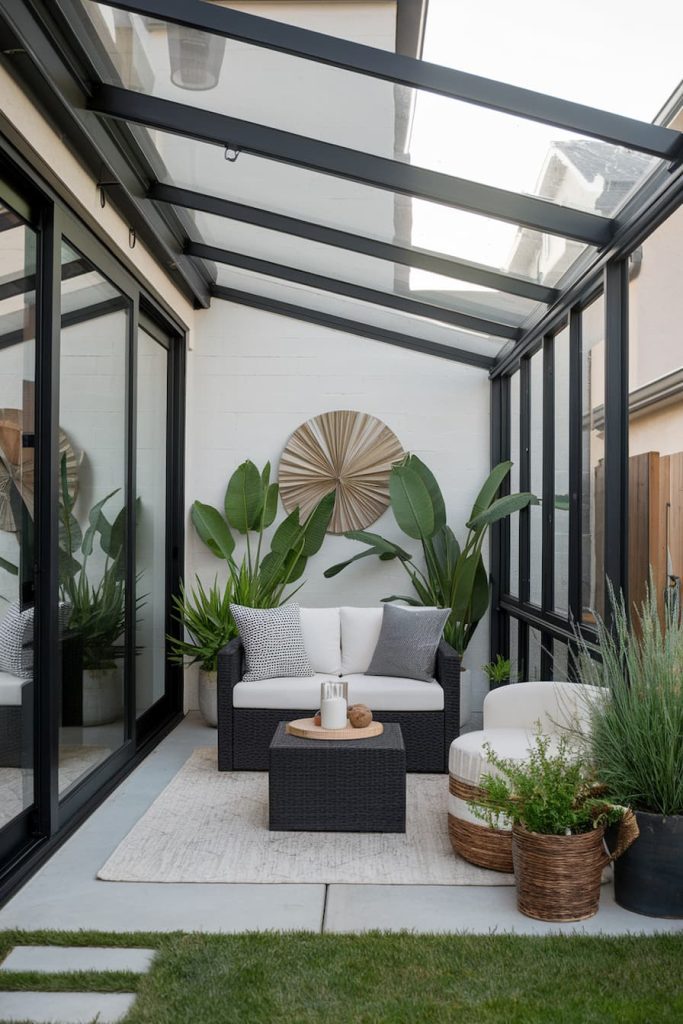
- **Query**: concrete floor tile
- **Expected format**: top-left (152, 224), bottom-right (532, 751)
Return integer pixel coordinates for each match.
top-left (0, 991), bottom-right (136, 1023)
top-left (324, 884), bottom-right (683, 935)
top-left (0, 945), bottom-right (155, 973)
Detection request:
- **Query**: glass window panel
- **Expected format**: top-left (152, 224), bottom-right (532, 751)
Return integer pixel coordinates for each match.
top-left (508, 371), bottom-right (520, 598)
top-left (0, 201), bottom-right (36, 832)
top-left (58, 241), bottom-right (129, 797)
top-left (422, 0), bottom-right (683, 124)
top-left (191, 210), bottom-right (538, 325)
top-left (581, 294), bottom-right (605, 622)
top-left (144, 127), bottom-right (595, 287)
top-left (628, 205), bottom-right (683, 613)
top-left (528, 627), bottom-right (542, 681)
top-left (83, 3), bottom-right (659, 219)
top-left (553, 326), bottom-right (570, 613)
top-left (136, 327), bottom-right (168, 717)
top-left (552, 639), bottom-right (570, 682)
top-left (213, 263), bottom-right (504, 357)
top-left (529, 349), bottom-right (543, 606)
top-left (509, 616), bottom-right (519, 684)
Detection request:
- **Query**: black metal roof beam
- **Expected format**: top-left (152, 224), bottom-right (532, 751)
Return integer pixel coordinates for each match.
top-left (92, 86), bottom-right (612, 247)
top-left (152, 182), bottom-right (556, 305)
top-left (211, 284), bottom-right (496, 370)
top-left (104, 0), bottom-right (682, 160)
top-left (0, 257), bottom-right (88, 302)
top-left (188, 240), bottom-right (519, 339)
top-left (0, 210), bottom-right (21, 233)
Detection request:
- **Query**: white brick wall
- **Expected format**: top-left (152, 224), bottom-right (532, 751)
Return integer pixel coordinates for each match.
top-left (184, 299), bottom-right (492, 717)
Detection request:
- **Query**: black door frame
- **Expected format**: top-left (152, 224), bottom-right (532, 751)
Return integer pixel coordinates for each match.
top-left (0, 135), bottom-right (186, 905)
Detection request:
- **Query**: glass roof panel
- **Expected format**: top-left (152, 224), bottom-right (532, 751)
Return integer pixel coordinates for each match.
top-left (82, 2), bottom-right (659, 219)
top-left (188, 210), bottom-right (539, 326)
top-left (422, 0), bottom-right (683, 123)
top-left (147, 127), bottom-right (593, 290)
top-left (212, 263), bottom-right (505, 360)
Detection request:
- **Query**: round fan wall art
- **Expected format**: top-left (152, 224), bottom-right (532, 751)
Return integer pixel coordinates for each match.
top-left (279, 410), bottom-right (404, 534)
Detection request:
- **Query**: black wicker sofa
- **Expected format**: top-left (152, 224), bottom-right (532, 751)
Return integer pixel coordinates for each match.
top-left (217, 606), bottom-right (462, 774)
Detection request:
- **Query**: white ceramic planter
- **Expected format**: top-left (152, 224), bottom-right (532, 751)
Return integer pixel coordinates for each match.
top-left (82, 664), bottom-right (123, 727)
top-left (198, 668), bottom-right (218, 727)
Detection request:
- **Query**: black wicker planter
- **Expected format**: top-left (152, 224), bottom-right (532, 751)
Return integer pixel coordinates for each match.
top-left (613, 811), bottom-right (683, 918)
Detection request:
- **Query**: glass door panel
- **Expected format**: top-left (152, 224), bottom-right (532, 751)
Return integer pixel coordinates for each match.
top-left (0, 200), bottom-right (37, 833)
top-left (57, 240), bottom-right (130, 797)
top-left (135, 325), bottom-right (169, 718)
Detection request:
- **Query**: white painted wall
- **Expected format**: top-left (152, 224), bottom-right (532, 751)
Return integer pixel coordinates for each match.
top-left (184, 298), bottom-right (492, 721)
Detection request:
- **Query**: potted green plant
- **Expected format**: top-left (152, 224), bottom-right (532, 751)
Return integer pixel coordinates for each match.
top-left (483, 654), bottom-right (511, 689)
top-left (574, 581), bottom-right (683, 918)
top-left (169, 577), bottom-right (237, 727)
top-left (473, 732), bottom-right (636, 922)
top-left (325, 455), bottom-right (536, 711)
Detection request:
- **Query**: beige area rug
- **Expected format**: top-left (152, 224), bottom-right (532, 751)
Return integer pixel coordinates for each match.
top-left (0, 746), bottom-right (111, 829)
top-left (98, 747), bottom-right (514, 886)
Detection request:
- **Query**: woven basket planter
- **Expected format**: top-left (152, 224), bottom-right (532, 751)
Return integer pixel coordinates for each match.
top-left (512, 825), bottom-right (608, 922)
top-left (448, 775), bottom-right (513, 873)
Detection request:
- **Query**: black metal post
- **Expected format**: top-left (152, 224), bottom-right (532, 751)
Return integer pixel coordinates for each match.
top-left (603, 260), bottom-right (629, 615)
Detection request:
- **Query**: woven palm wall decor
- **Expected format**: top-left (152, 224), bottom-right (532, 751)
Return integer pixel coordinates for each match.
top-left (279, 410), bottom-right (404, 534)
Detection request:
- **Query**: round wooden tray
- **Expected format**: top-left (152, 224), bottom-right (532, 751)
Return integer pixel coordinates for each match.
top-left (285, 717), bottom-right (384, 741)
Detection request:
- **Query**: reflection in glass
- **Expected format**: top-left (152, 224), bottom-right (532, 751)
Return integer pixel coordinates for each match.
top-left (58, 241), bottom-right (129, 796)
top-left (552, 640), bottom-right (570, 682)
top-left (509, 616), bottom-right (519, 684)
top-left (529, 349), bottom-right (543, 606)
top-left (508, 371), bottom-right (520, 597)
top-left (553, 327), bottom-right (570, 613)
top-left (136, 328), bottom-right (168, 717)
top-left (581, 295), bottom-right (605, 621)
top-left (0, 201), bottom-right (36, 831)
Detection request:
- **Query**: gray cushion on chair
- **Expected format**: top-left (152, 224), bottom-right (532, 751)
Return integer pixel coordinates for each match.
top-left (230, 603), bottom-right (315, 683)
top-left (366, 603), bottom-right (449, 682)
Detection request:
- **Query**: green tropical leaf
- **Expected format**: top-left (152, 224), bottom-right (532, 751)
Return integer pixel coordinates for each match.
top-left (301, 491), bottom-right (335, 556)
top-left (0, 556), bottom-right (18, 576)
top-left (81, 489), bottom-right (119, 557)
top-left (191, 501), bottom-right (235, 561)
top-left (343, 530), bottom-right (412, 561)
top-left (225, 460), bottom-right (263, 533)
top-left (262, 483), bottom-right (279, 529)
top-left (468, 461), bottom-right (512, 522)
top-left (406, 455), bottom-right (446, 533)
top-left (390, 464), bottom-right (435, 540)
top-left (270, 507), bottom-right (303, 554)
top-left (451, 550), bottom-right (483, 619)
top-left (467, 491), bottom-right (538, 531)
top-left (382, 594), bottom-right (422, 606)
top-left (469, 555), bottom-right (490, 625)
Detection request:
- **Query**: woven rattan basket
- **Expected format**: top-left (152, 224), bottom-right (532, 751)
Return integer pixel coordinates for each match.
top-left (512, 812), bottom-right (639, 922)
top-left (448, 775), bottom-right (513, 872)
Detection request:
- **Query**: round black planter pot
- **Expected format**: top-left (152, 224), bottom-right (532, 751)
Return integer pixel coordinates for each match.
top-left (614, 811), bottom-right (683, 918)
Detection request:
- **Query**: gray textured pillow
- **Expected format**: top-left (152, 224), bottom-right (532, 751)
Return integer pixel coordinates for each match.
top-left (230, 603), bottom-right (315, 682)
top-left (0, 601), bottom-right (34, 679)
top-left (366, 603), bottom-right (449, 682)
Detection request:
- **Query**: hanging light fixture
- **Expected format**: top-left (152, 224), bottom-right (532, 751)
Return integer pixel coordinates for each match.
top-left (167, 24), bottom-right (226, 91)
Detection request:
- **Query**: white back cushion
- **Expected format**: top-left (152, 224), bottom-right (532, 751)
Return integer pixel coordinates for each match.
top-left (299, 608), bottom-right (341, 675)
top-left (340, 606), bottom-right (384, 674)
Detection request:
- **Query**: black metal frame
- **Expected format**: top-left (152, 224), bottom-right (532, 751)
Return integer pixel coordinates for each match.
top-left (0, 135), bottom-right (186, 905)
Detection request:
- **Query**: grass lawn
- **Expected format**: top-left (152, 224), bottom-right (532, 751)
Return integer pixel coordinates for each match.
top-left (0, 929), bottom-right (681, 1023)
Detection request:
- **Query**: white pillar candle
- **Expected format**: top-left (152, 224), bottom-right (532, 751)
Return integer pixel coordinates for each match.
top-left (320, 696), bottom-right (347, 730)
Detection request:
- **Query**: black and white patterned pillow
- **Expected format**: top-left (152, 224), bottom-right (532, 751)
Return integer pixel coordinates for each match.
top-left (230, 603), bottom-right (315, 682)
top-left (0, 601), bottom-right (35, 679)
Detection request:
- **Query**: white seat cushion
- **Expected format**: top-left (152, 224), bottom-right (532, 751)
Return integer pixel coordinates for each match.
top-left (233, 672), bottom-right (443, 712)
top-left (483, 680), bottom-right (599, 733)
top-left (342, 674), bottom-right (443, 711)
top-left (299, 608), bottom-right (341, 675)
top-left (339, 606), bottom-right (383, 674)
top-left (233, 674), bottom-right (332, 710)
top-left (449, 728), bottom-right (562, 784)
top-left (0, 671), bottom-right (28, 707)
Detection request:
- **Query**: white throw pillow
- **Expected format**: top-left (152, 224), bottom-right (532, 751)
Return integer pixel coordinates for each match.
top-left (299, 608), bottom-right (341, 675)
top-left (339, 606), bottom-right (384, 675)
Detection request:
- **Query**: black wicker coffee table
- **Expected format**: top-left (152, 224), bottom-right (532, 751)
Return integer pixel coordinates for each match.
top-left (268, 722), bottom-right (406, 832)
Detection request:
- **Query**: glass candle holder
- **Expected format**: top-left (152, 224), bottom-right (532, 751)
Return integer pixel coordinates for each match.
top-left (320, 680), bottom-right (348, 729)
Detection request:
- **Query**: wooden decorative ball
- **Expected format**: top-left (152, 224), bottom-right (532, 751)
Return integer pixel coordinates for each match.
top-left (348, 704), bottom-right (373, 729)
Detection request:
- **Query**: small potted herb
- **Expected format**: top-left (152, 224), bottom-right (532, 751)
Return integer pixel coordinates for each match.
top-left (472, 732), bottom-right (637, 922)
top-left (483, 654), bottom-right (511, 689)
